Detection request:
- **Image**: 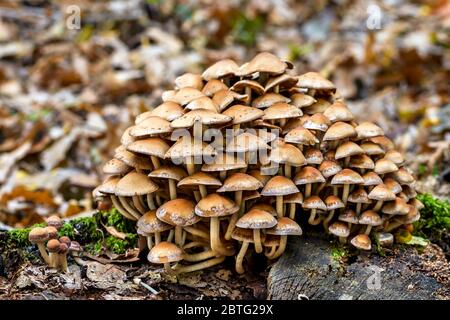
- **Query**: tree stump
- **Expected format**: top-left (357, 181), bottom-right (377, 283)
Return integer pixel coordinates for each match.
top-left (268, 233), bottom-right (449, 300)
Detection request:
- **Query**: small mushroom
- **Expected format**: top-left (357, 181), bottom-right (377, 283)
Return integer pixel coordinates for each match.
top-left (236, 208), bottom-right (277, 253)
top-left (323, 195), bottom-right (345, 230)
top-left (328, 221), bottom-right (350, 244)
top-left (46, 238), bottom-right (60, 268)
top-left (358, 210), bottom-right (382, 235)
top-left (302, 196), bottom-right (327, 225)
top-left (231, 228), bottom-right (265, 274)
top-left (350, 234), bottom-right (372, 251)
top-left (330, 169), bottom-right (364, 205)
top-left (148, 241), bottom-right (185, 274)
top-left (265, 217), bottom-right (302, 259)
top-left (28, 227), bottom-right (51, 265)
top-left (261, 176), bottom-right (299, 218)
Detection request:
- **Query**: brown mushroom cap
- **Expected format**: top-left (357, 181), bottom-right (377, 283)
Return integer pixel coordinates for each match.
top-left (168, 87), bottom-right (205, 105)
top-left (368, 184), bottom-right (396, 201)
top-left (137, 210), bottom-right (173, 234)
top-left (265, 74), bottom-right (298, 92)
top-left (231, 227), bottom-right (262, 242)
top-left (136, 101), bottom-right (185, 123)
top-left (284, 192), bottom-right (304, 204)
top-left (178, 172), bottom-right (222, 188)
top-left (98, 175), bottom-right (120, 195)
top-left (217, 173), bottom-right (263, 192)
top-left (148, 241), bottom-right (184, 264)
top-left (226, 132), bottom-right (270, 153)
top-left (250, 203), bottom-right (277, 216)
top-left (389, 168), bottom-right (415, 185)
top-left (384, 150), bottom-right (405, 165)
top-left (165, 136), bottom-right (216, 159)
top-left (269, 141), bottom-right (307, 166)
top-left (290, 93), bottom-right (316, 108)
top-left (45, 215), bottom-right (63, 230)
top-left (115, 171), bottom-right (159, 196)
top-left (348, 188), bottom-right (371, 204)
top-left (47, 238), bottom-right (60, 253)
top-left (261, 176), bottom-right (299, 196)
top-left (360, 142), bottom-right (385, 156)
top-left (331, 169), bottom-right (364, 185)
top-left (120, 127), bottom-right (136, 146)
top-left (384, 178), bottom-right (402, 194)
top-left (335, 142), bottom-right (364, 160)
top-left (319, 160), bottom-right (342, 178)
top-left (325, 195), bottom-right (345, 210)
top-left (302, 196), bottom-right (327, 211)
top-left (374, 158), bottom-right (399, 175)
top-left (171, 109), bottom-right (231, 128)
top-left (263, 103), bottom-right (302, 120)
top-left (363, 172), bottom-right (383, 186)
top-left (195, 193), bottom-right (239, 218)
top-left (349, 154), bottom-right (375, 170)
top-left (126, 138), bottom-right (170, 158)
top-left (285, 127), bottom-right (318, 145)
top-left (294, 166), bottom-right (325, 185)
top-left (29, 227), bottom-right (49, 243)
top-left (237, 52), bottom-right (288, 76)
top-left (328, 221), bottom-right (350, 237)
top-left (323, 121), bottom-right (357, 141)
top-left (369, 136), bottom-right (395, 151)
top-left (350, 234), bottom-right (371, 250)
top-left (230, 80), bottom-right (265, 95)
top-left (185, 96), bottom-right (219, 112)
top-left (236, 208), bottom-right (277, 229)
top-left (114, 146), bottom-right (153, 170)
top-left (323, 101), bottom-right (354, 123)
top-left (359, 210), bottom-right (382, 226)
top-left (202, 59), bottom-right (239, 81)
top-left (248, 170), bottom-right (271, 186)
top-left (202, 79), bottom-right (228, 97)
top-left (382, 197), bottom-right (410, 215)
top-left (338, 209), bottom-right (359, 224)
top-left (302, 113), bottom-right (330, 132)
top-left (222, 105), bottom-right (264, 124)
top-left (156, 198), bottom-right (200, 226)
top-left (45, 226), bottom-right (58, 239)
top-left (213, 90), bottom-right (245, 112)
top-left (296, 72), bottom-right (336, 91)
top-left (102, 158), bottom-right (131, 175)
top-left (252, 93), bottom-right (290, 109)
top-left (201, 153), bottom-right (247, 172)
top-left (304, 148), bottom-right (324, 165)
top-left (175, 73), bottom-right (203, 90)
top-left (355, 122), bottom-right (384, 139)
top-left (266, 217), bottom-right (302, 235)
top-left (149, 166), bottom-right (188, 181)
top-left (129, 116), bottom-right (172, 137)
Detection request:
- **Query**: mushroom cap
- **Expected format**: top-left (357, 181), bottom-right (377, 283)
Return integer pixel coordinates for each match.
top-left (331, 169), bottom-right (364, 185)
top-left (302, 196), bottom-right (327, 211)
top-left (136, 102), bottom-right (185, 123)
top-left (58, 242), bottom-right (68, 254)
top-left (195, 193), bottom-right (239, 218)
top-left (149, 166), bottom-right (188, 181)
top-left (302, 113), bottom-right (330, 132)
top-left (46, 215), bottom-right (63, 230)
top-left (147, 242), bottom-right (185, 264)
top-left (230, 80), bottom-right (265, 95)
top-left (202, 79), bottom-right (228, 97)
top-left (175, 73), bottom-right (203, 90)
top-left (248, 170), bottom-right (272, 186)
top-left (323, 122), bottom-right (356, 141)
top-left (294, 166), bottom-right (325, 185)
top-left (269, 141), bottom-right (306, 166)
top-left (226, 132), bottom-right (270, 153)
top-left (231, 227), bottom-right (263, 242)
top-left (29, 227), bottom-right (49, 243)
top-left (368, 184), bottom-right (396, 201)
top-left (115, 171), bottom-right (159, 196)
top-left (250, 128), bottom-right (278, 143)
top-left (401, 185), bottom-right (417, 199)
top-left (237, 52), bottom-right (288, 76)
top-left (363, 172), bottom-right (383, 186)
top-left (126, 138), bottom-right (170, 158)
top-left (98, 175), bottom-right (120, 195)
top-left (202, 59), bottom-right (239, 81)
top-left (284, 192), bottom-right (304, 204)
top-left (129, 116), bottom-right (172, 137)
top-left (325, 195), bottom-right (345, 210)
top-left (285, 127), bottom-right (318, 145)
top-left (355, 122), bottom-right (384, 139)
top-left (45, 226), bottom-right (58, 239)
top-left (114, 146), bottom-right (153, 170)
top-left (69, 241), bottom-right (82, 252)
top-left (296, 72), bottom-right (335, 91)
top-left (359, 210), bottom-right (382, 226)
top-left (59, 236), bottom-right (71, 246)
top-left (120, 127), bottom-right (136, 146)
top-left (382, 197), bottom-right (410, 215)
top-left (137, 210), bottom-right (173, 234)
top-left (261, 176), bottom-right (299, 196)
top-left (389, 168), bottom-right (415, 185)
top-left (377, 232), bottom-right (394, 247)
top-left (178, 172), bottom-right (222, 187)
top-left (323, 101), bottom-right (354, 123)
top-left (350, 234), bottom-right (372, 250)
top-left (328, 222), bottom-right (350, 237)
top-left (102, 158), bottom-right (131, 175)
top-left (264, 235), bottom-right (281, 247)
top-left (201, 153), bottom-right (247, 172)
top-left (384, 150), bottom-right (405, 165)
top-left (349, 154), bottom-right (375, 170)
top-left (165, 136), bottom-right (216, 159)
top-left (266, 217), bottom-right (302, 235)
top-left (47, 238), bottom-right (60, 253)
top-left (213, 90), bottom-right (247, 111)
top-left (290, 93), bottom-right (316, 108)
top-left (250, 203), bottom-right (277, 216)
top-left (319, 160), bottom-right (342, 178)
top-left (217, 172), bottom-right (263, 192)
top-left (348, 188), bottom-right (371, 204)
top-left (222, 105), bottom-right (264, 124)
top-left (171, 109), bottom-right (231, 128)
top-left (304, 148), bottom-right (323, 165)
top-left (374, 158), bottom-right (398, 175)
top-left (243, 190), bottom-right (261, 202)
top-left (161, 89), bottom-right (176, 102)
top-left (369, 136), bottom-right (395, 151)
top-left (185, 96), bottom-right (219, 112)
top-left (265, 74), bottom-right (298, 92)
top-left (252, 93), bottom-right (290, 109)
top-left (401, 205), bottom-right (420, 224)
top-left (384, 178), bottom-right (402, 194)
top-left (335, 141), bottom-right (364, 159)
top-left (408, 198), bottom-right (424, 210)
top-left (156, 199), bottom-right (200, 227)
top-left (360, 142), bottom-right (385, 156)
top-left (168, 87), bottom-right (205, 105)
top-left (338, 209), bottom-right (359, 224)
top-left (236, 208), bottom-right (277, 229)
top-left (263, 103), bottom-right (302, 120)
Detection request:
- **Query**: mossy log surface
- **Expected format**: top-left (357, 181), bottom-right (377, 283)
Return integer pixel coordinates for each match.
top-left (268, 233), bottom-right (449, 300)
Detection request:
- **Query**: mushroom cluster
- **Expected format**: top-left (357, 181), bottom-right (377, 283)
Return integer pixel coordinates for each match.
top-left (95, 52), bottom-right (422, 274)
top-left (28, 215), bottom-right (82, 272)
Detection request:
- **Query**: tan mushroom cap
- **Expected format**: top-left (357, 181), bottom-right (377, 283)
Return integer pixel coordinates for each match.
top-left (261, 176), bottom-right (299, 196)
top-left (149, 166), bottom-right (188, 181)
top-left (409, 198), bottom-right (424, 210)
top-left (266, 217), bottom-right (302, 235)
top-left (226, 132), bottom-right (270, 153)
top-left (389, 168), bottom-right (415, 185)
top-left (213, 89), bottom-right (247, 111)
top-left (335, 141), bottom-right (365, 159)
top-left (252, 93), bottom-right (290, 109)
top-left (129, 116), bottom-right (172, 137)
top-left (168, 87), bottom-right (205, 105)
top-left (248, 169), bottom-right (272, 186)
top-left (331, 169), bottom-right (364, 185)
top-left (349, 154), bottom-right (375, 170)
top-left (243, 190), bottom-right (260, 202)
top-left (350, 234), bottom-right (371, 250)
top-left (98, 175), bottom-right (120, 194)
top-left (363, 172), bottom-right (383, 186)
top-left (114, 146), bottom-right (153, 170)
top-left (296, 72), bottom-right (336, 91)
top-left (136, 102), bottom-right (185, 123)
top-left (236, 208), bottom-right (277, 229)
top-left (263, 103), bottom-right (302, 120)
top-left (29, 227), bottom-right (49, 243)
top-left (201, 79), bottom-right (228, 97)
top-left (202, 59), bottom-right (239, 81)
top-left (302, 196), bottom-right (327, 211)
top-left (284, 192), bottom-right (304, 204)
top-left (115, 171), bottom-right (159, 196)
top-left (250, 128), bottom-right (278, 143)
top-left (175, 73), bottom-right (203, 90)
top-left (156, 198), bottom-right (200, 226)
top-left (264, 235), bottom-right (281, 247)
top-left (269, 141), bottom-right (307, 166)
top-left (384, 178), bottom-right (402, 194)
top-left (165, 136), bottom-right (216, 159)
top-left (402, 185), bottom-right (417, 199)
top-left (338, 209), bottom-right (359, 224)
top-left (369, 136), bottom-right (395, 151)
top-left (237, 52), bottom-right (288, 76)
top-left (217, 173), bottom-right (263, 192)
top-left (201, 153), bottom-right (247, 172)
top-left (323, 121), bottom-right (357, 141)
top-left (383, 150), bottom-right (405, 165)
top-left (171, 109), bottom-right (231, 128)
top-left (148, 242), bottom-right (185, 264)
top-left (137, 210), bottom-right (173, 234)
top-left (285, 127), bottom-right (318, 145)
top-left (328, 222), bottom-right (350, 237)
top-left (195, 193), bottom-right (239, 218)
top-left (178, 172), bottom-right (222, 187)
top-left (265, 74), bottom-right (298, 92)
top-left (382, 197), bottom-right (410, 215)
top-left (120, 127), bottom-right (135, 146)
top-left (304, 148), bottom-right (324, 165)
top-left (348, 188), bottom-right (371, 204)
top-left (355, 122), bottom-right (384, 139)
top-left (231, 227), bottom-right (263, 242)
top-left (400, 205), bottom-right (420, 224)
top-left (230, 80), bottom-right (265, 95)
top-left (323, 101), bottom-right (354, 123)
top-left (222, 105), bottom-right (264, 124)
top-left (374, 158), bottom-right (398, 175)
top-left (185, 96), bottom-right (219, 112)
top-left (302, 113), bottom-right (330, 132)
top-left (290, 93), bottom-right (316, 108)
top-left (368, 184), bottom-right (396, 201)
top-left (360, 142), bottom-right (385, 156)
top-left (102, 158), bottom-right (131, 175)
top-left (325, 195), bottom-right (345, 210)
top-left (319, 160), bottom-right (342, 178)
top-left (294, 166), bottom-right (325, 185)
top-left (47, 239), bottom-right (60, 252)
top-left (250, 203), bottom-right (277, 216)
top-left (359, 210), bottom-right (382, 226)
top-left (161, 89), bottom-right (176, 102)
top-left (127, 137), bottom-right (170, 158)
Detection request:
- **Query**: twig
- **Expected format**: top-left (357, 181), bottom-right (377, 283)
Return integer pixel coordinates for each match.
top-left (133, 278), bottom-right (159, 295)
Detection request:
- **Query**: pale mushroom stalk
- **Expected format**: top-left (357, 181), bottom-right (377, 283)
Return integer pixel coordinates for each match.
top-left (364, 225), bottom-right (373, 235)
top-left (210, 217), bottom-right (235, 256)
top-left (133, 196), bottom-right (147, 214)
top-left (168, 179), bottom-right (177, 200)
top-left (146, 194), bottom-right (156, 210)
top-left (199, 185), bottom-right (208, 198)
top-left (183, 226), bottom-right (210, 240)
top-left (288, 203), bottom-right (296, 220)
top-left (245, 87), bottom-right (252, 105)
top-left (174, 226), bottom-right (184, 247)
top-left (118, 196), bottom-right (142, 220)
top-left (60, 253), bottom-right (68, 273)
top-left (265, 246), bottom-right (277, 258)
top-left (174, 256), bottom-right (225, 274)
top-left (36, 243), bottom-right (51, 266)
top-left (276, 196), bottom-right (285, 218)
top-left (219, 171), bottom-right (227, 180)
top-left (284, 164), bottom-right (292, 178)
top-left (253, 229), bottom-right (263, 253)
top-left (308, 209), bottom-right (321, 225)
top-left (323, 210), bottom-right (335, 231)
top-left (146, 235), bottom-right (153, 250)
top-left (356, 203), bottom-right (362, 215)
top-left (342, 185), bottom-right (350, 205)
top-left (333, 186), bottom-right (338, 196)
top-left (235, 241), bottom-right (250, 274)
top-left (373, 200), bottom-right (384, 211)
top-left (111, 196), bottom-right (137, 221)
top-left (316, 182), bottom-right (326, 195)
top-left (183, 249), bottom-right (218, 262)
top-left (224, 190), bottom-right (243, 240)
top-left (167, 229), bottom-right (175, 242)
top-left (150, 156), bottom-right (161, 169)
top-left (338, 236), bottom-right (347, 244)
top-left (385, 220), bottom-right (403, 233)
top-left (269, 236), bottom-right (287, 260)
top-left (305, 183), bottom-right (312, 197)
top-left (183, 241), bottom-right (209, 250)
top-left (154, 232), bottom-right (161, 244)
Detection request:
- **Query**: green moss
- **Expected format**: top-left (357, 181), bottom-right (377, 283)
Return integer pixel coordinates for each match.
top-left (105, 234), bottom-right (138, 255)
top-left (331, 245), bottom-right (348, 262)
top-left (102, 208), bottom-right (136, 234)
top-left (372, 234), bottom-right (386, 257)
top-left (5, 223), bottom-right (45, 248)
top-left (415, 193), bottom-right (450, 240)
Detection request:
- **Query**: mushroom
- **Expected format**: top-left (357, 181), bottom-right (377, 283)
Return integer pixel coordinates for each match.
top-left (137, 210), bottom-right (173, 250)
top-left (128, 116), bottom-right (173, 139)
top-left (284, 192), bottom-right (303, 220)
top-left (149, 166), bottom-right (187, 200)
top-left (68, 241), bottom-right (86, 266)
top-left (294, 166), bottom-right (325, 197)
top-left (167, 87), bottom-right (205, 106)
top-left (376, 232), bottom-right (394, 247)
top-left (147, 241), bottom-right (185, 274)
top-left (330, 169), bottom-right (364, 205)
top-left (237, 52), bottom-right (288, 81)
top-left (323, 121), bottom-right (356, 150)
top-left (323, 195), bottom-right (345, 230)
top-left (202, 59), bottom-right (239, 82)
top-left (328, 221), bottom-right (350, 244)
top-left (236, 208), bottom-right (277, 254)
top-left (201, 152), bottom-right (247, 181)
top-left (348, 188), bottom-right (371, 215)
top-left (231, 228), bottom-right (265, 274)
top-left (58, 240), bottom-right (69, 273)
top-left (269, 140), bottom-right (306, 178)
top-left (126, 137), bottom-right (170, 169)
top-left (222, 104), bottom-right (264, 133)
top-left (226, 132), bottom-right (270, 169)
top-left (252, 92), bottom-right (290, 109)
top-left (136, 101), bottom-right (185, 122)
top-left (178, 172), bottom-right (222, 200)
top-left (368, 184), bottom-right (396, 211)
top-left (289, 93), bottom-right (316, 108)
top-left (350, 234), bottom-right (372, 250)
top-left (262, 102), bottom-right (302, 127)
top-left (296, 72), bottom-right (336, 94)
top-left (102, 158), bottom-right (131, 176)
top-left (358, 210), bottom-right (382, 235)
top-left (284, 127), bottom-right (319, 151)
top-left (264, 74), bottom-right (298, 93)
top-left (261, 176), bottom-right (299, 218)
top-left (114, 145), bottom-right (153, 172)
top-left (302, 196), bottom-right (327, 225)
top-left (46, 238), bottom-right (60, 268)
top-left (46, 215), bottom-right (63, 230)
top-left (28, 227), bottom-right (51, 266)
top-left (265, 217), bottom-right (302, 259)
top-left (355, 122), bottom-right (384, 140)
top-left (338, 209), bottom-right (359, 232)
top-left (98, 176), bottom-right (136, 221)
top-left (323, 101), bottom-right (354, 123)
top-left (335, 141), bottom-right (364, 167)
top-left (202, 79), bottom-right (228, 97)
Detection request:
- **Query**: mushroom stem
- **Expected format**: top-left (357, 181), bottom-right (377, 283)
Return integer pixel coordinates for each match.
top-left (175, 256), bottom-right (225, 274)
top-left (184, 226), bottom-right (210, 240)
top-left (385, 220), bottom-right (403, 233)
top-left (305, 184), bottom-right (312, 197)
top-left (37, 243), bottom-right (51, 266)
top-left (245, 87), bottom-right (252, 105)
top-left (111, 195), bottom-right (137, 221)
top-left (60, 253), bottom-right (68, 273)
top-left (270, 236), bottom-right (287, 259)
top-left (183, 241), bottom-right (209, 250)
top-left (365, 225), bottom-right (373, 235)
top-left (316, 182), bottom-right (326, 195)
top-left (154, 232), bottom-right (161, 245)
top-left (308, 209), bottom-right (321, 225)
top-left (233, 124), bottom-right (240, 134)
top-left (265, 246), bottom-right (277, 258)
top-left (186, 159), bottom-right (196, 175)
top-left (323, 209), bottom-right (335, 231)
top-left (279, 118), bottom-right (286, 127)
top-left (48, 252), bottom-right (56, 268)
top-left (289, 203), bottom-right (296, 219)
top-left (276, 196), bottom-right (284, 218)
top-left (344, 156), bottom-right (350, 167)
top-left (175, 226), bottom-right (183, 246)
top-left (253, 229), bottom-right (263, 253)
top-left (224, 190), bottom-right (243, 241)
top-left (163, 262), bottom-right (173, 274)
top-left (133, 196), bottom-right (147, 214)
top-left (210, 217), bottom-right (234, 256)
top-left (118, 196), bottom-right (141, 220)
top-left (168, 179), bottom-right (177, 200)
top-left (146, 236), bottom-right (153, 250)
top-left (199, 185), bottom-right (208, 198)
top-left (219, 171), bottom-right (227, 181)
top-left (235, 241), bottom-right (249, 274)
top-left (333, 186), bottom-right (338, 196)
top-left (284, 164), bottom-right (292, 178)
top-left (184, 249), bottom-right (218, 262)
top-left (356, 203), bottom-right (362, 215)
top-left (373, 200), bottom-right (383, 212)
top-left (150, 156), bottom-right (161, 169)
top-left (342, 184), bottom-right (350, 205)
top-left (146, 194), bottom-right (156, 210)
top-left (167, 229), bottom-right (174, 242)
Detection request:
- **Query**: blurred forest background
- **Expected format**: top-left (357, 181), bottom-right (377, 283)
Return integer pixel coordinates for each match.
top-left (0, 0), bottom-right (449, 232)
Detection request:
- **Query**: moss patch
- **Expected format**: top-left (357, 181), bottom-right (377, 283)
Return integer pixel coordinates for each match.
top-left (415, 193), bottom-right (450, 240)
